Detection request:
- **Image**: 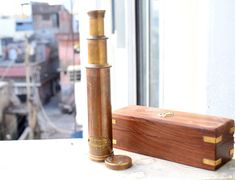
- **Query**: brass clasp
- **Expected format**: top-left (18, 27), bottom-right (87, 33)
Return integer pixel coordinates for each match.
top-left (158, 112), bottom-right (174, 118)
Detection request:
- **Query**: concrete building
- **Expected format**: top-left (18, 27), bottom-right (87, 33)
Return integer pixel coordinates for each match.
top-left (0, 2), bottom-right (74, 104)
top-left (0, 40), bottom-right (59, 104)
top-left (0, 16), bottom-right (33, 40)
top-left (56, 33), bottom-right (80, 71)
top-left (56, 33), bottom-right (80, 112)
top-left (0, 2), bottom-right (72, 41)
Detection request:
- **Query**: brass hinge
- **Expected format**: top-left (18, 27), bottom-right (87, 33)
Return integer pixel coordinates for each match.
top-left (230, 148), bottom-right (234, 156)
top-left (113, 139), bottom-right (117, 145)
top-left (229, 127), bottom-right (235, 134)
top-left (158, 112), bottom-right (174, 118)
top-left (203, 158), bottom-right (222, 167)
top-left (203, 136), bottom-right (222, 144)
top-left (112, 119), bottom-right (116, 125)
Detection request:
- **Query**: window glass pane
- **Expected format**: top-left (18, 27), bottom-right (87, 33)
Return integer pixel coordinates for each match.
top-left (136, 0), bottom-right (160, 107)
top-left (136, 0), bottom-right (147, 106)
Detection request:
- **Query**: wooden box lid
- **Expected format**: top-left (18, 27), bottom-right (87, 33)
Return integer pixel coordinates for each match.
top-left (112, 105), bottom-right (234, 136)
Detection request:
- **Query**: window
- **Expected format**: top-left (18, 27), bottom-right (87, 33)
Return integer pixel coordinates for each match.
top-left (42, 14), bottom-right (50, 20)
top-left (67, 65), bottom-right (81, 82)
top-left (51, 13), bottom-right (60, 28)
top-left (16, 21), bottom-right (33, 31)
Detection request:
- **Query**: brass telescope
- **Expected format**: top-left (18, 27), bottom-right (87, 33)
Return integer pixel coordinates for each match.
top-left (86, 10), bottom-right (113, 161)
top-left (86, 10), bottom-right (132, 170)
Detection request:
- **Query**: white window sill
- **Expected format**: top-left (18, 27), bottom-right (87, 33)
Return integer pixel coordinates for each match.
top-left (0, 139), bottom-right (233, 179)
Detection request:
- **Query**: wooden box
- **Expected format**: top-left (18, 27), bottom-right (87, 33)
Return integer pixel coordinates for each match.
top-left (112, 105), bottom-right (234, 170)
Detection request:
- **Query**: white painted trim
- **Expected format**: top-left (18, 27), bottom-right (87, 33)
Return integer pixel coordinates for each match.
top-left (126, 0), bottom-right (137, 105)
top-left (159, 0), bottom-right (165, 107)
top-left (146, 0), bottom-right (150, 106)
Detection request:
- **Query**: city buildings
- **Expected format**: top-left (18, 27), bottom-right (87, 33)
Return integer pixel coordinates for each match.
top-left (0, 2), bottom-right (76, 104)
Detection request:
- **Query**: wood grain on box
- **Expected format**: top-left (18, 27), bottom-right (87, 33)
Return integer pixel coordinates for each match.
top-left (112, 105), bottom-right (234, 170)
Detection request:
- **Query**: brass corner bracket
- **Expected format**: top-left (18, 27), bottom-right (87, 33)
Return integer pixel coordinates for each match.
top-left (203, 136), bottom-right (222, 144)
top-left (230, 148), bottom-right (234, 156)
top-left (229, 127), bottom-right (235, 134)
top-left (203, 158), bottom-right (222, 167)
top-left (113, 139), bottom-right (117, 145)
top-left (112, 119), bottom-right (116, 125)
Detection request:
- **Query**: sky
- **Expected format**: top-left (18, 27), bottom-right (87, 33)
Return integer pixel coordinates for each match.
top-left (0, 0), bottom-right (75, 16)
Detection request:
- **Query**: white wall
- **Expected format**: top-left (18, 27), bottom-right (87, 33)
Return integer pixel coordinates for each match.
top-left (160, 0), bottom-right (209, 113)
top-left (160, 0), bottom-right (235, 119)
top-left (0, 18), bottom-right (16, 37)
top-left (75, 0), bottom-right (96, 138)
top-left (207, 0), bottom-right (235, 118)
